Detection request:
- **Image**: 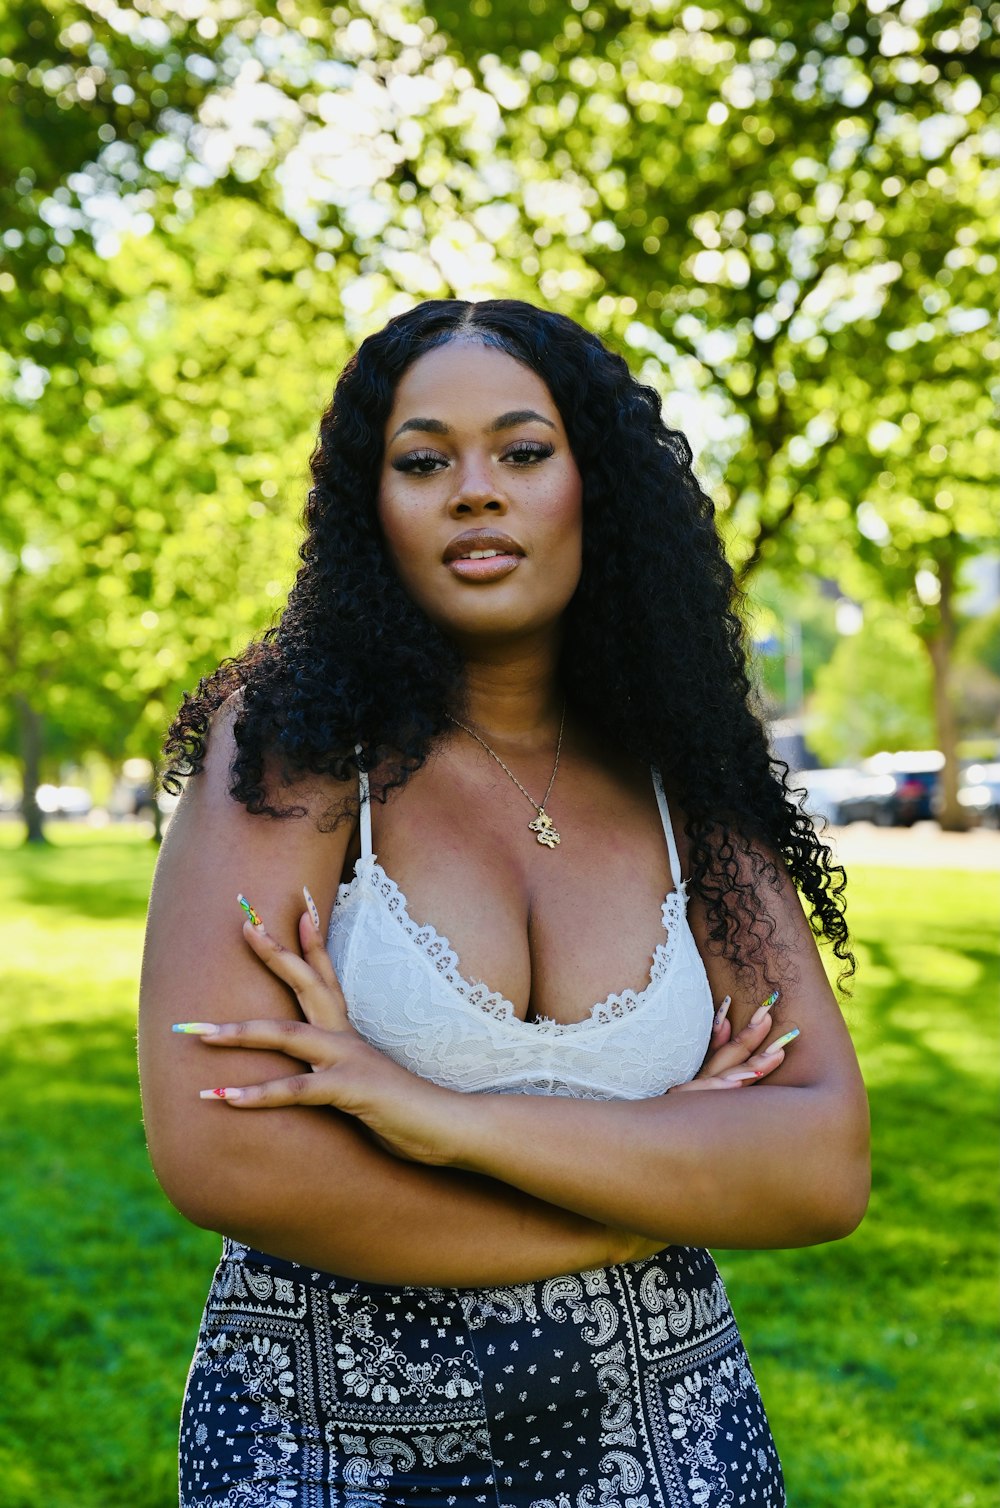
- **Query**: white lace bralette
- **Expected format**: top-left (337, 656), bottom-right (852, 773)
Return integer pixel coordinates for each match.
top-left (326, 767), bottom-right (714, 1102)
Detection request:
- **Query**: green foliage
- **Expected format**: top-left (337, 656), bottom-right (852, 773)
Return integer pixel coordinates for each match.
top-left (1, 0), bottom-right (997, 797)
top-left (958, 603), bottom-right (1000, 681)
top-left (745, 569), bottom-right (840, 716)
top-left (953, 605), bottom-right (1000, 740)
top-left (0, 197), bottom-right (352, 775)
top-left (807, 607), bottom-right (935, 765)
top-left (0, 828), bottom-right (996, 1505)
top-left (72, 198), bottom-right (354, 757)
top-left (426, 0), bottom-right (1000, 582)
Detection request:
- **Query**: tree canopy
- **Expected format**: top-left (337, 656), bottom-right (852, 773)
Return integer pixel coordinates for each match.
top-left (2, 0), bottom-right (997, 834)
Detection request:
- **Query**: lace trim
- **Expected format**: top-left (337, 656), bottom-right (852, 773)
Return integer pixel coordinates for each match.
top-left (335, 857), bottom-right (688, 1034)
top-left (532, 888), bottom-right (686, 1033)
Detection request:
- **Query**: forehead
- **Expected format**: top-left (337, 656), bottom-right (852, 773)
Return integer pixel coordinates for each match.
top-left (386, 340), bottom-right (560, 426)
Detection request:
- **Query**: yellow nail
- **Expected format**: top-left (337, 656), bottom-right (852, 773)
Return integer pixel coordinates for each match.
top-left (763, 1028), bottom-right (800, 1056)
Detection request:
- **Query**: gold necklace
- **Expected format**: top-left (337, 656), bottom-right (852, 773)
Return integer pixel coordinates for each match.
top-left (446, 705), bottom-right (566, 849)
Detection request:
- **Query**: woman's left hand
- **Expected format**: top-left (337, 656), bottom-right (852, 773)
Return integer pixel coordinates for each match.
top-left (176, 901), bottom-right (464, 1166)
top-left (673, 992), bottom-right (798, 1093)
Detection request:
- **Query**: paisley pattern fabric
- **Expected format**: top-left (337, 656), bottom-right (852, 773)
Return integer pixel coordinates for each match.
top-left (179, 1239), bottom-right (784, 1507)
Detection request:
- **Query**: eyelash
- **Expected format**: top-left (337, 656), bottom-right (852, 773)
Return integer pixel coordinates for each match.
top-left (392, 442), bottom-right (554, 475)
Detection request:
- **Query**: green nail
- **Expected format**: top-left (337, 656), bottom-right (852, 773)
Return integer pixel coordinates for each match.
top-left (237, 893), bottom-right (262, 927)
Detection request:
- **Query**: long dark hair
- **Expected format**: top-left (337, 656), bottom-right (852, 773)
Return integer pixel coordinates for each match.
top-left (164, 298), bottom-right (852, 987)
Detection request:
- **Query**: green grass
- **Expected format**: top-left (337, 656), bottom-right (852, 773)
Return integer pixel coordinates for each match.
top-left (0, 827), bottom-right (219, 1508)
top-left (719, 865), bottom-right (1000, 1508)
top-left (0, 826), bottom-right (997, 1507)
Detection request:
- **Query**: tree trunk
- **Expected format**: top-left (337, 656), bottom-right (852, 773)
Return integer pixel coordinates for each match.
top-left (16, 694), bottom-right (48, 845)
top-left (151, 766), bottom-right (165, 845)
top-left (924, 558), bottom-right (966, 832)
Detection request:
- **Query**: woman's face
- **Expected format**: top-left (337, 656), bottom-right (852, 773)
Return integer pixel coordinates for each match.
top-left (376, 339), bottom-right (583, 645)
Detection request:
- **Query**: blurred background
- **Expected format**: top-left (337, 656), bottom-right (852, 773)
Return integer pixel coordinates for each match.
top-left (1, 0), bottom-right (998, 838)
top-left (0, 2), bottom-right (997, 1505)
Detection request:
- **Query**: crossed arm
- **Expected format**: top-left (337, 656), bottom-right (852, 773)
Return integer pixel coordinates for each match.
top-left (140, 726), bottom-right (667, 1286)
top-left (138, 722), bottom-right (869, 1287)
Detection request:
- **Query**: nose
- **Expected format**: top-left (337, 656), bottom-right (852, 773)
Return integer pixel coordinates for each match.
top-left (448, 454), bottom-right (508, 518)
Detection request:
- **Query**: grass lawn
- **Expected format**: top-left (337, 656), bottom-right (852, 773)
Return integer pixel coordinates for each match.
top-left (0, 823), bottom-right (996, 1507)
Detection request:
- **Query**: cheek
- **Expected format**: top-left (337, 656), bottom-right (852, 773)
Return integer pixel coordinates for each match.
top-left (541, 477), bottom-right (584, 565)
top-left (376, 493), bottom-right (427, 581)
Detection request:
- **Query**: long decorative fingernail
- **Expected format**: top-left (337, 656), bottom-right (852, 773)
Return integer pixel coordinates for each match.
top-left (199, 1087), bottom-right (243, 1101)
top-left (237, 894), bottom-right (262, 927)
top-left (303, 886), bottom-right (321, 931)
top-left (724, 1070), bottom-right (760, 1082)
top-left (713, 995), bottom-right (732, 1029)
top-left (763, 1027), bottom-right (800, 1056)
top-left (172, 1022), bottom-right (219, 1035)
top-left (750, 989), bottom-right (780, 1026)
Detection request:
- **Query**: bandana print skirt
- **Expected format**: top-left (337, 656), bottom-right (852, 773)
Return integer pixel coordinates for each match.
top-left (179, 1238), bottom-right (784, 1507)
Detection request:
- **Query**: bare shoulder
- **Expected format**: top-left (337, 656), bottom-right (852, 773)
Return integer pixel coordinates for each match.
top-left (140, 693), bottom-right (358, 1057)
top-left (155, 694), bottom-right (357, 936)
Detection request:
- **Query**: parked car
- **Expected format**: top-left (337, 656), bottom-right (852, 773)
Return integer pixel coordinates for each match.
top-left (959, 763), bottom-right (1000, 829)
top-left (837, 752), bottom-right (944, 827)
top-left (787, 767), bottom-right (861, 827)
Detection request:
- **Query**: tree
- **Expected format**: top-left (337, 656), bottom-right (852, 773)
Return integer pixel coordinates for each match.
top-left (0, 260), bottom-right (128, 840)
top-left (787, 277), bottom-right (998, 823)
top-left (955, 603), bottom-right (1000, 747)
top-left (1, 1), bottom-right (372, 837)
top-left (429, 0), bottom-right (997, 816)
top-left (807, 606), bottom-right (935, 767)
top-left (3, 0), bottom-right (996, 836)
top-left (1, 195), bottom-right (357, 839)
top-left (412, 0), bottom-right (991, 527)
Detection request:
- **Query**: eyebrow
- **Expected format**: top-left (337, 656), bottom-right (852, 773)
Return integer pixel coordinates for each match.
top-left (389, 409), bottom-right (557, 443)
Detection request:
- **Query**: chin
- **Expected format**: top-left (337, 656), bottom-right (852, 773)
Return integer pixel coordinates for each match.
top-left (431, 598), bottom-right (564, 643)
top-left (441, 613), bottom-right (549, 643)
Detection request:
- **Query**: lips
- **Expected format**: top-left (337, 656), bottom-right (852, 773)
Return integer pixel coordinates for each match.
top-left (442, 529), bottom-right (525, 564)
top-left (443, 529), bottom-right (525, 583)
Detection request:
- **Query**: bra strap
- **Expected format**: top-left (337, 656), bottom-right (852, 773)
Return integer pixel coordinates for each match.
top-left (355, 743), bottom-right (373, 858)
top-left (652, 768), bottom-right (684, 893)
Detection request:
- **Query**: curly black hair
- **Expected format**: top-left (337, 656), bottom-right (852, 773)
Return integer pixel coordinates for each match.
top-left (164, 298), bottom-right (853, 989)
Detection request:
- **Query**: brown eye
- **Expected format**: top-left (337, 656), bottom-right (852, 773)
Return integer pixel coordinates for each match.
top-left (392, 450), bottom-right (446, 475)
top-left (504, 443), bottom-right (553, 464)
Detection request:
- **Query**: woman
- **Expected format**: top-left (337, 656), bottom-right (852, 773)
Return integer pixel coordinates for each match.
top-left (139, 298), bottom-right (869, 1507)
